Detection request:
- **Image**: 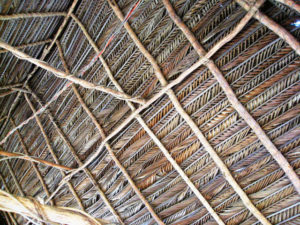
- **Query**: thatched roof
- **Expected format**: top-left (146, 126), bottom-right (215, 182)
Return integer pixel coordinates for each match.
top-left (0, 0), bottom-right (299, 224)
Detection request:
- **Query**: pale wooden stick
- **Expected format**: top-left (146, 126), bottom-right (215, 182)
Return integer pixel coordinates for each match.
top-left (236, 0), bottom-right (300, 55)
top-left (0, 41), bottom-right (145, 104)
top-left (0, 83), bottom-right (22, 90)
top-left (10, 118), bottom-right (53, 205)
top-left (0, 39), bottom-right (52, 54)
top-left (0, 150), bottom-right (72, 171)
top-left (24, 94), bottom-right (85, 211)
top-left (0, 90), bottom-right (16, 98)
top-left (275, 0), bottom-right (300, 14)
top-left (0, 189), bottom-right (105, 225)
top-left (0, 174), bottom-right (20, 225)
top-left (0, 12), bottom-right (66, 20)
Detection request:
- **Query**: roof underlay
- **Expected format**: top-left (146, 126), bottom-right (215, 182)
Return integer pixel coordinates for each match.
top-left (0, 0), bottom-right (299, 224)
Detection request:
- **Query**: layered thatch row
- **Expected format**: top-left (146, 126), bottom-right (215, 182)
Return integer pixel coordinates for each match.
top-left (0, 0), bottom-right (299, 224)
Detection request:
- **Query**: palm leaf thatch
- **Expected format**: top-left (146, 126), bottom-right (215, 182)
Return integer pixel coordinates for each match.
top-left (0, 0), bottom-right (299, 224)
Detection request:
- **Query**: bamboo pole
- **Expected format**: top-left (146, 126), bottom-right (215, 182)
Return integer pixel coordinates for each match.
top-left (0, 189), bottom-right (105, 225)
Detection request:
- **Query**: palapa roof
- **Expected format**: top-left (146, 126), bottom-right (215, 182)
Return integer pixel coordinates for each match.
top-left (0, 0), bottom-right (299, 224)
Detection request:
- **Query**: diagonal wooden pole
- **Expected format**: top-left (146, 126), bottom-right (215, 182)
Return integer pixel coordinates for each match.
top-left (236, 0), bottom-right (300, 55)
top-left (0, 41), bottom-right (145, 104)
top-left (0, 39), bottom-right (52, 54)
top-left (0, 12), bottom-right (66, 20)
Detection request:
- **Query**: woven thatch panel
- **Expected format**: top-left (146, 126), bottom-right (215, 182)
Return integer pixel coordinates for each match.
top-left (0, 0), bottom-right (299, 224)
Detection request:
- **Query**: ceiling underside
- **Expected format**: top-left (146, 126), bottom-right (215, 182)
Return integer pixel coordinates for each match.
top-left (0, 0), bottom-right (299, 224)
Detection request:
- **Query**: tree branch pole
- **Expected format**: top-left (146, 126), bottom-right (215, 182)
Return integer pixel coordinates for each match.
top-left (0, 150), bottom-right (72, 171)
top-left (0, 39), bottom-right (52, 54)
top-left (0, 12), bottom-right (66, 20)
